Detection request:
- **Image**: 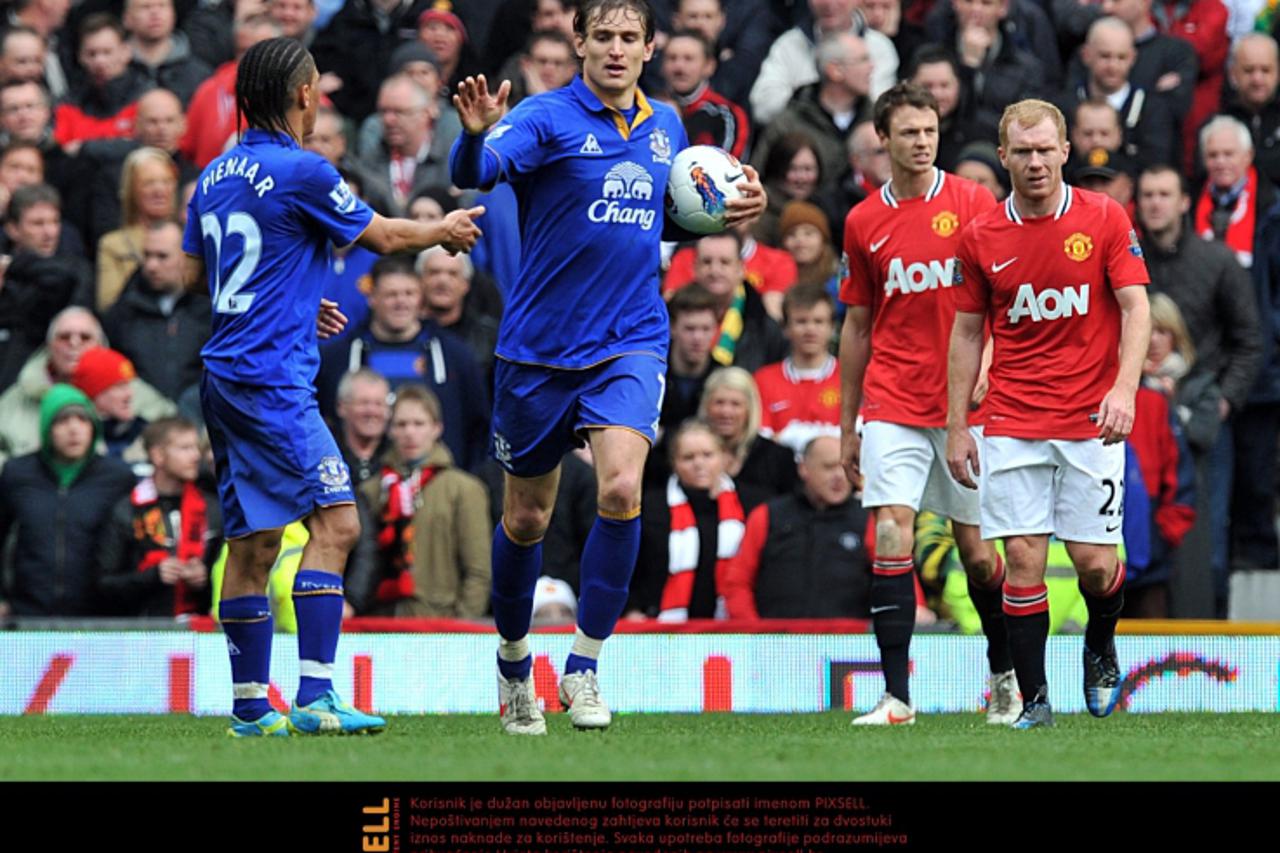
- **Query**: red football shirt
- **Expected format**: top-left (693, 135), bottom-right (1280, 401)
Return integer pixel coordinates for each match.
top-left (754, 356), bottom-right (842, 452)
top-left (841, 169), bottom-right (997, 427)
top-left (663, 238), bottom-right (798, 295)
top-left (953, 186), bottom-right (1150, 440)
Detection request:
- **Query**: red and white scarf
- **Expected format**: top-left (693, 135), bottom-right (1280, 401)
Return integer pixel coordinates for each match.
top-left (658, 474), bottom-right (745, 622)
top-left (1196, 165), bottom-right (1258, 268)
top-left (131, 478), bottom-right (208, 616)
top-left (374, 464), bottom-right (438, 604)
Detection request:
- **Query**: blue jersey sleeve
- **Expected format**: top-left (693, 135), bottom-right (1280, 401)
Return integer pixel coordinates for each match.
top-left (481, 99), bottom-right (553, 183)
top-left (295, 155), bottom-right (375, 248)
top-left (182, 192), bottom-right (201, 256)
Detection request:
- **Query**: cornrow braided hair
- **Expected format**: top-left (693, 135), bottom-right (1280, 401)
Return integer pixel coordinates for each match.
top-left (235, 37), bottom-right (316, 141)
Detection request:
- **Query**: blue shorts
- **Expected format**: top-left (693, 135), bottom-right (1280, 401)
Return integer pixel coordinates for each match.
top-left (491, 353), bottom-right (666, 477)
top-left (201, 372), bottom-right (354, 538)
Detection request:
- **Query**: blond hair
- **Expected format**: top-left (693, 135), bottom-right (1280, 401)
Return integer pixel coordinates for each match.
top-left (998, 99), bottom-right (1067, 149)
top-left (119, 146), bottom-right (178, 227)
top-left (698, 366), bottom-right (762, 463)
top-left (1149, 293), bottom-right (1196, 367)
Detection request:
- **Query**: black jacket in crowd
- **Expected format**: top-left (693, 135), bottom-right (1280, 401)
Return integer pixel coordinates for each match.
top-left (102, 269), bottom-right (212, 402)
top-left (0, 252), bottom-right (94, 393)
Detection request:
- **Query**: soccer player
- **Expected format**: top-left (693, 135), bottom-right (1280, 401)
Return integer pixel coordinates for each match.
top-left (947, 99), bottom-right (1151, 729)
top-left (183, 37), bottom-right (483, 737)
top-left (450, 0), bottom-right (765, 734)
top-left (840, 82), bottom-right (1019, 726)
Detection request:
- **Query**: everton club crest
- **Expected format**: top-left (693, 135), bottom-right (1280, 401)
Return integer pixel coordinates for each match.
top-left (651, 129), bottom-right (672, 164)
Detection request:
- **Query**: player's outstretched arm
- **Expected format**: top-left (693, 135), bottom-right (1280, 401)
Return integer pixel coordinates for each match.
top-left (453, 75), bottom-right (511, 135)
top-left (1097, 284), bottom-right (1152, 445)
top-left (838, 306), bottom-right (871, 488)
top-left (946, 310), bottom-right (985, 489)
top-left (723, 164), bottom-right (767, 229)
top-left (356, 207), bottom-right (485, 256)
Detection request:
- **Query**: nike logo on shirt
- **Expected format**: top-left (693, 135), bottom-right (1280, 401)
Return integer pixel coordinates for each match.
top-left (870, 235), bottom-right (890, 253)
top-left (991, 257), bottom-right (1018, 273)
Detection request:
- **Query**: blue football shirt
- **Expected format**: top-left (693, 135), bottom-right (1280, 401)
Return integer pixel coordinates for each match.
top-left (183, 129), bottom-right (374, 389)
top-left (467, 76), bottom-right (688, 369)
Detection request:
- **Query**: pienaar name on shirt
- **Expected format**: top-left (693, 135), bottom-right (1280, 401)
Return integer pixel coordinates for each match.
top-left (884, 257), bottom-right (954, 296)
top-left (587, 161), bottom-right (657, 230)
top-left (201, 155), bottom-right (275, 198)
top-left (1006, 283), bottom-right (1090, 324)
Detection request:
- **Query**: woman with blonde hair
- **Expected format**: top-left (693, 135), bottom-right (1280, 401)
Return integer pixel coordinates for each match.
top-left (1143, 292), bottom-right (1221, 455)
top-left (698, 366), bottom-right (797, 497)
top-left (96, 147), bottom-right (178, 311)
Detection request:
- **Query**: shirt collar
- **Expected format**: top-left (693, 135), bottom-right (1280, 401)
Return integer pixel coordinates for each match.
top-left (569, 75), bottom-right (654, 140)
top-left (242, 128), bottom-right (299, 149)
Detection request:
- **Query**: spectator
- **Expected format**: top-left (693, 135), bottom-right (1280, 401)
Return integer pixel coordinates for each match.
top-left (630, 419), bottom-right (765, 620)
top-left (779, 201), bottom-right (840, 311)
top-left (0, 307), bottom-right (175, 464)
top-left (70, 346), bottom-right (152, 473)
top-left (316, 255), bottom-right (490, 471)
top-left (0, 80), bottom-right (81, 204)
top-left (178, 11), bottom-right (279, 169)
top-left (692, 231), bottom-right (788, 374)
top-left (354, 42), bottom-right (465, 178)
top-left (96, 145), bottom-right (178, 312)
top-left (863, 0), bottom-right (927, 67)
top-left (661, 29), bottom-right (748, 160)
top-left (415, 1), bottom-right (481, 96)
top-left (830, 120), bottom-right (891, 219)
top-left (659, 283), bottom-right (719, 436)
top-left (1152, 0), bottom-right (1229, 171)
top-left (0, 184), bottom-right (93, 392)
top-left (304, 104), bottom-right (392, 217)
top-left (500, 30), bottom-right (578, 107)
top-left (1090, 0), bottom-right (1197, 122)
top-left (700, 366), bottom-right (799, 497)
top-left (55, 14), bottom-right (153, 149)
top-left (722, 434), bottom-right (872, 618)
top-left (953, 140), bottom-right (1009, 200)
top-left (2, 0), bottom-right (72, 99)
top-left (751, 32), bottom-right (873, 204)
top-left (333, 367), bottom-right (391, 486)
top-left (0, 139), bottom-right (43, 218)
top-left (350, 385), bottom-right (491, 617)
top-left (0, 154), bottom-right (82, 261)
top-left (754, 132), bottom-right (827, 248)
top-left (0, 383), bottom-right (135, 616)
top-left (80, 88), bottom-right (197, 249)
top-left (0, 25), bottom-right (46, 85)
top-left (1059, 16), bottom-right (1179, 169)
top-left (102, 220), bottom-right (211, 403)
top-left (1219, 33), bottom-right (1280, 189)
top-left (1143, 291), bottom-right (1222, 455)
top-left (359, 74), bottom-right (452, 215)
top-left (909, 45), bottom-right (989, 171)
top-left (530, 575), bottom-right (577, 626)
top-left (668, 0), bottom-right (774, 107)
top-left (750, 0), bottom-right (898, 125)
top-left (124, 0), bottom-right (212, 106)
top-left (417, 245), bottom-right (501, 379)
top-left (311, 0), bottom-right (423, 123)
top-left (754, 283), bottom-right (841, 454)
top-left (926, 0), bottom-right (1060, 128)
top-left (662, 221), bottom-right (798, 298)
top-left (1065, 98), bottom-right (1129, 181)
top-left (96, 416), bottom-right (220, 617)
top-left (268, 0), bottom-right (318, 45)
top-left (485, 0), bottom-right (577, 79)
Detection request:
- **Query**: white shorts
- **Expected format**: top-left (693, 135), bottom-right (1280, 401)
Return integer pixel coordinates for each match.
top-left (978, 435), bottom-right (1125, 544)
top-left (860, 421), bottom-right (981, 526)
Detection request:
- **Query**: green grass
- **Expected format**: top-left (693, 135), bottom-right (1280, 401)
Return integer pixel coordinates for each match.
top-left (2, 712), bottom-right (1276, 781)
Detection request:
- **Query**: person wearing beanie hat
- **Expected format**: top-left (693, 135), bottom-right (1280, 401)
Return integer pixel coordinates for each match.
top-left (954, 141), bottom-right (1009, 201)
top-left (779, 200), bottom-right (841, 320)
top-left (0, 382), bottom-right (134, 617)
top-left (841, 82), bottom-right (1016, 728)
top-left (417, 1), bottom-right (481, 94)
top-left (70, 347), bottom-right (151, 474)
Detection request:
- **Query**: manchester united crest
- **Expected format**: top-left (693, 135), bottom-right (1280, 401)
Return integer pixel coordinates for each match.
top-left (1064, 232), bottom-right (1094, 262)
top-left (932, 210), bottom-right (959, 238)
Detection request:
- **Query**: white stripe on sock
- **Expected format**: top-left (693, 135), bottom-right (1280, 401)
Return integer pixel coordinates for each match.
top-left (232, 682), bottom-right (268, 699)
top-left (299, 660), bottom-right (334, 679)
top-left (570, 627), bottom-right (604, 660)
top-left (498, 636), bottom-right (530, 662)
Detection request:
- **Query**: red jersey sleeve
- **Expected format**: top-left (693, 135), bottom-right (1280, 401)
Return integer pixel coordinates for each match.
top-left (722, 503), bottom-right (768, 619)
top-left (839, 212), bottom-right (873, 306)
top-left (1103, 197), bottom-right (1150, 290)
top-left (951, 223), bottom-right (990, 314)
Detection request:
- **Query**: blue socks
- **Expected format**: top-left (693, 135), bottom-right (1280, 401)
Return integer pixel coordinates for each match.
top-left (292, 569), bottom-right (344, 707)
top-left (491, 523), bottom-right (543, 643)
top-left (221, 595), bottom-right (273, 721)
top-left (565, 514), bottom-right (640, 674)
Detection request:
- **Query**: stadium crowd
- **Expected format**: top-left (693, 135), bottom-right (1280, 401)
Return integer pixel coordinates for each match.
top-left (0, 0), bottom-right (1274, 625)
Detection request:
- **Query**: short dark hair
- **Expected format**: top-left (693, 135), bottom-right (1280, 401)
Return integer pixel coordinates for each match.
top-left (873, 81), bottom-right (939, 137)
top-left (782, 282), bottom-right (835, 325)
top-left (668, 282), bottom-right (719, 322)
top-left (906, 44), bottom-right (959, 80)
top-left (761, 132), bottom-right (821, 185)
top-left (0, 79), bottom-right (49, 108)
top-left (575, 0), bottom-right (656, 44)
top-left (1075, 96), bottom-right (1121, 126)
top-left (369, 254), bottom-right (419, 286)
top-left (79, 13), bottom-right (127, 43)
top-left (1137, 163), bottom-right (1189, 197)
top-left (143, 416), bottom-right (199, 453)
top-left (235, 37), bottom-right (316, 140)
top-left (666, 28), bottom-right (713, 61)
top-left (527, 30), bottom-right (574, 55)
top-left (6, 182), bottom-right (58, 225)
top-left (696, 228), bottom-right (743, 256)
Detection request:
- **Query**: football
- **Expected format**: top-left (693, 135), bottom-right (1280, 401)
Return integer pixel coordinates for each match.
top-left (665, 145), bottom-right (745, 235)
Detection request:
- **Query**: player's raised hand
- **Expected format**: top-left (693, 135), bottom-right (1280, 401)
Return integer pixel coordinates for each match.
top-left (1096, 385), bottom-right (1136, 445)
top-left (453, 75), bottom-right (511, 135)
top-left (724, 164), bottom-right (767, 228)
top-left (946, 426), bottom-right (981, 490)
top-left (841, 428), bottom-right (862, 489)
top-left (440, 206), bottom-right (485, 254)
top-left (317, 298), bottom-right (347, 340)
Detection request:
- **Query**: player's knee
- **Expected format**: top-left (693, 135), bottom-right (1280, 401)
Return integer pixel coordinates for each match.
top-left (311, 505), bottom-right (361, 553)
top-left (504, 505), bottom-right (552, 541)
top-left (228, 533), bottom-right (282, 587)
top-left (597, 470), bottom-right (642, 515)
top-left (959, 545), bottom-right (996, 583)
top-left (1077, 558), bottom-right (1119, 595)
top-left (874, 517), bottom-right (911, 556)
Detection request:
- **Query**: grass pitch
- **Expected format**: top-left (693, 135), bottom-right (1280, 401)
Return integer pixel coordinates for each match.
top-left (3, 712), bottom-right (1277, 781)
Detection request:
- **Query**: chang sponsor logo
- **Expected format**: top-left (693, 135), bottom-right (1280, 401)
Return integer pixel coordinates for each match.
top-left (588, 161), bottom-right (656, 230)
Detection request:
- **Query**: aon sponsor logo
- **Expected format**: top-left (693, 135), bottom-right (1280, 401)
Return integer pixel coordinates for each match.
top-left (1007, 283), bottom-right (1089, 324)
top-left (884, 257), bottom-right (954, 296)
